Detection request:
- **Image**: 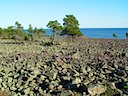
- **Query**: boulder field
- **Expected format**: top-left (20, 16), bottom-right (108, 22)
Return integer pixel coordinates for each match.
top-left (0, 39), bottom-right (128, 96)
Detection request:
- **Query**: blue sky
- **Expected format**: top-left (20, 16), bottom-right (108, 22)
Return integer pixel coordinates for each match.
top-left (0, 0), bottom-right (128, 28)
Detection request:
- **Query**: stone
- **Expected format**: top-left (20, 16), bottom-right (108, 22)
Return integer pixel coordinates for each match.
top-left (72, 51), bottom-right (80, 59)
top-left (57, 85), bottom-right (63, 90)
top-left (62, 76), bottom-right (70, 81)
top-left (24, 88), bottom-right (30, 95)
top-left (33, 69), bottom-right (40, 75)
top-left (0, 78), bottom-right (2, 83)
top-left (10, 86), bottom-right (17, 91)
top-left (111, 82), bottom-right (116, 89)
top-left (89, 76), bottom-right (96, 82)
top-left (14, 73), bottom-right (20, 78)
top-left (39, 87), bottom-right (43, 95)
top-left (113, 64), bottom-right (118, 69)
top-left (100, 74), bottom-right (106, 79)
top-left (62, 63), bottom-right (69, 69)
top-left (8, 72), bottom-right (13, 76)
top-left (17, 92), bottom-right (21, 96)
top-left (18, 86), bottom-right (23, 91)
top-left (49, 84), bottom-right (54, 90)
top-left (41, 75), bottom-right (46, 81)
top-left (62, 68), bottom-right (67, 73)
top-left (87, 67), bottom-right (91, 72)
top-left (84, 80), bottom-right (90, 85)
top-left (72, 78), bottom-right (81, 84)
top-left (102, 63), bottom-right (108, 69)
top-left (8, 77), bottom-right (13, 83)
top-left (2, 82), bottom-right (7, 88)
top-left (30, 91), bottom-right (34, 96)
top-left (88, 72), bottom-right (93, 78)
top-left (53, 72), bottom-right (57, 80)
top-left (88, 84), bottom-right (107, 96)
top-left (126, 53), bottom-right (128, 57)
top-left (125, 66), bottom-right (128, 70)
top-left (81, 66), bottom-right (88, 75)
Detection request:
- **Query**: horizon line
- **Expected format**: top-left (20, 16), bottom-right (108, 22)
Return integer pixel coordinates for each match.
top-left (44, 27), bottom-right (128, 29)
top-left (80, 27), bottom-right (128, 29)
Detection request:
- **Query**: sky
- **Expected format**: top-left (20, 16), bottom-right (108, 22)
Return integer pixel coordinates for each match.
top-left (0, 0), bottom-right (128, 28)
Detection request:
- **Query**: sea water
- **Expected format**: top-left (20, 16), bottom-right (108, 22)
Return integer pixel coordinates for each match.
top-left (45, 28), bottom-right (128, 39)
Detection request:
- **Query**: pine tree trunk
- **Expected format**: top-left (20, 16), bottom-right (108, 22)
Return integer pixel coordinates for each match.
top-left (51, 33), bottom-right (55, 44)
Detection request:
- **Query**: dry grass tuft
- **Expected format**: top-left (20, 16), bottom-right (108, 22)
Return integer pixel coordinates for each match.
top-left (0, 89), bottom-right (10, 96)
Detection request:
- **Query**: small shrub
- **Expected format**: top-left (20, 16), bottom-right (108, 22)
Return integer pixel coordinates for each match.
top-left (126, 32), bottom-right (128, 38)
top-left (24, 35), bottom-right (29, 41)
top-left (113, 33), bottom-right (117, 38)
top-left (124, 83), bottom-right (128, 89)
top-left (43, 42), bottom-right (53, 46)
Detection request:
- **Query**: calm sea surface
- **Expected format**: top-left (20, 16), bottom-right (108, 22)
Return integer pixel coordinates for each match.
top-left (45, 28), bottom-right (128, 39)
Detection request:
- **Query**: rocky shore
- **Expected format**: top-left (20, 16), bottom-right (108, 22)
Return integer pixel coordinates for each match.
top-left (0, 39), bottom-right (128, 96)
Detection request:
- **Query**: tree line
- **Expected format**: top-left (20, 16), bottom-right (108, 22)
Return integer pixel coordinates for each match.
top-left (0, 15), bottom-right (83, 43)
top-left (0, 21), bottom-right (46, 41)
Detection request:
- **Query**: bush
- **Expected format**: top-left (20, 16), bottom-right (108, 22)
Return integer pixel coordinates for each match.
top-left (43, 42), bottom-right (53, 46)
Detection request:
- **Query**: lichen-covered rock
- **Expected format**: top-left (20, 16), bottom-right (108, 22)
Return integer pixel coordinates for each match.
top-left (57, 85), bottom-right (63, 90)
top-left (0, 39), bottom-right (127, 95)
top-left (88, 84), bottom-right (107, 96)
top-left (49, 84), bottom-right (54, 90)
top-left (72, 78), bottom-right (81, 84)
top-left (0, 78), bottom-right (2, 84)
top-left (8, 77), bottom-right (13, 83)
top-left (24, 88), bottom-right (30, 95)
top-left (125, 66), bottom-right (128, 70)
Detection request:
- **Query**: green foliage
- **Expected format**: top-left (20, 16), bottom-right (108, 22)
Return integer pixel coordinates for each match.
top-left (33, 27), bottom-right (46, 40)
top-left (47, 20), bottom-right (63, 33)
top-left (0, 27), bottom-right (2, 34)
top-left (34, 27), bottom-right (40, 40)
top-left (0, 14), bottom-right (83, 43)
top-left (28, 24), bottom-right (34, 40)
top-left (113, 33), bottom-right (117, 38)
top-left (14, 21), bottom-right (25, 40)
top-left (43, 42), bottom-right (53, 46)
top-left (38, 28), bottom-right (46, 41)
top-left (38, 28), bottom-right (46, 37)
top-left (61, 15), bottom-right (83, 36)
top-left (39, 28), bottom-right (46, 34)
top-left (28, 24), bottom-right (33, 34)
top-left (126, 32), bottom-right (128, 38)
top-left (47, 20), bottom-right (63, 43)
top-left (24, 33), bottom-right (30, 41)
top-left (0, 22), bottom-right (46, 42)
top-left (0, 28), bottom-right (2, 38)
top-left (0, 26), bottom-right (15, 39)
top-left (0, 21), bottom-right (33, 41)
top-left (6, 26), bottom-right (15, 39)
top-left (123, 83), bottom-right (128, 89)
